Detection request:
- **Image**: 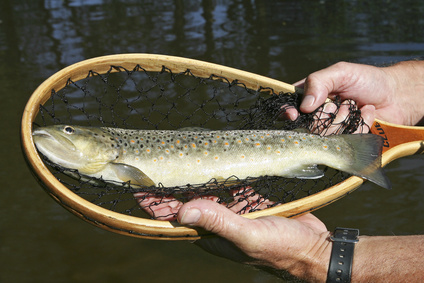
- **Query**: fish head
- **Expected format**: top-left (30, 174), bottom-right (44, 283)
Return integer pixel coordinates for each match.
top-left (32, 125), bottom-right (120, 174)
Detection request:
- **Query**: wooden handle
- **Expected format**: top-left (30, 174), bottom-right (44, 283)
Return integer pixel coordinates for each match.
top-left (371, 119), bottom-right (424, 166)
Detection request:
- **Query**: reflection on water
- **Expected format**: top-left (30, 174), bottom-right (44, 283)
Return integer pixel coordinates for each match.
top-left (2, 0), bottom-right (424, 282)
top-left (3, 0), bottom-right (424, 82)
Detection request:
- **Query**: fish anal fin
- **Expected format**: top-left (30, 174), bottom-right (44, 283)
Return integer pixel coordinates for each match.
top-left (293, 165), bottom-right (324, 179)
top-left (110, 163), bottom-right (155, 187)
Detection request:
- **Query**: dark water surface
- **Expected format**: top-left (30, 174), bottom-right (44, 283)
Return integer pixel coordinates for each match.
top-left (1, 1), bottom-right (424, 282)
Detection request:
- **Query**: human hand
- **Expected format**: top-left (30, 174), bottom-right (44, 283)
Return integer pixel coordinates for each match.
top-left (286, 61), bottom-right (424, 126)
top-left (177, 199), bottom-right (331, 282)
top-left (134, 186), bottom-right (273, 221)
top-left (135, 188), bottom-right (331, 281)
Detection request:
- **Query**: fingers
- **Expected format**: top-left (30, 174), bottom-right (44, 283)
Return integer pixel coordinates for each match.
top-left (178, 199), bottom-right (252, 244)
top-left (292, 78), bottom-right (306, 88)
top-left (134, 192), bottom-right (182, 221)
top-left (358, 105), bottom-right (376, 131)
top-left (299, 62), bottom-right (357, 113)
top-left (299, 74), bottom-right (334, 113)
top-left (228, 187), bottom-right (274, 213)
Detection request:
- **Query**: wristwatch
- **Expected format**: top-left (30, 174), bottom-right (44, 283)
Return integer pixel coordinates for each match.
top-left (326, 227), bottom-right (359, 283)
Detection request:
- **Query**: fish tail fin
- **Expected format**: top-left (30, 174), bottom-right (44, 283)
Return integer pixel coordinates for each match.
top-left (341, 134), bottom-right (391, 189)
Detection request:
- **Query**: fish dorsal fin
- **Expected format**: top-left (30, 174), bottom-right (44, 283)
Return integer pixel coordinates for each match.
top-left (110, 162), bottom-right (155, 187)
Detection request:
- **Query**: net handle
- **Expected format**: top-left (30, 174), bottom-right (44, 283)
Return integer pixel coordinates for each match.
top-left (21, 54), bottom-right (424, 240)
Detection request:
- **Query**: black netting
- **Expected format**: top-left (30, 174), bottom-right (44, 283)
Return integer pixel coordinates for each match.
top-left (35, 64), bottom-right (366, 220)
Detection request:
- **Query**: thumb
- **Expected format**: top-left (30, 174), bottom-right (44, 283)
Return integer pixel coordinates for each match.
top-left (299, 62), bottom-right (354, 113)
top-left (178, 199), bottom-right (251, 243)
top-left (299, 75), bottom-right (335, 113)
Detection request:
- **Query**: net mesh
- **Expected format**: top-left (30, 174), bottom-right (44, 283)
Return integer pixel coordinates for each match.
top-left (34, 64), bottom-right (366, 220)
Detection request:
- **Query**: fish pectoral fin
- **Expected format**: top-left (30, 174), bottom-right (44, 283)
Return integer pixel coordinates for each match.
top-left (110, 163), bottom-right (155, 187)
top-left (293, 165), bottom-right (324, 179)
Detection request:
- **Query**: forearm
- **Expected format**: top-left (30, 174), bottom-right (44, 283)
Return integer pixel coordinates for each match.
top-left (351, 235), bottom-right (424, 283)
top-left (290, 234), bottom-right (424, 283)
top-left (383, 60), bottom-right (424, 125)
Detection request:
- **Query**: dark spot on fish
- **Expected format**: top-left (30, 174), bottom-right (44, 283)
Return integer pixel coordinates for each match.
top-left (139, 144), bottom-right (144, 148)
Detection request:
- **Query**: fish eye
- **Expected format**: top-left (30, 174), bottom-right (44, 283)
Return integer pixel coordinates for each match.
top-left (63, 126), bottom-right (75, 134)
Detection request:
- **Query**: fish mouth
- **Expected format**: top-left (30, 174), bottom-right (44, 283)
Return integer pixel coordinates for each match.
top-left (33, 129), bottom-right (54, 140)
top-left (33, 128), bottom-right (77, 152)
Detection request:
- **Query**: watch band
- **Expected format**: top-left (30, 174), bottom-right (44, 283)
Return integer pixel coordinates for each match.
top-left (326, 227), bottom-right (359, 283)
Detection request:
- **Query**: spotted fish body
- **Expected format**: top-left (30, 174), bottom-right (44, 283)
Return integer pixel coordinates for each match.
top-left (32, 125), bottom-right (391, 189)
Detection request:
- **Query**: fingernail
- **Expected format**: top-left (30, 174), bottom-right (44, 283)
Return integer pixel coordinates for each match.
top-left (301, 95), bottom-right (315, 109)
top-left (323, 102), bottom-right (337, 113)
top-left (180, 208), bottom-right (201, 225)
top-left (287, 110), bottom-right (298, 121)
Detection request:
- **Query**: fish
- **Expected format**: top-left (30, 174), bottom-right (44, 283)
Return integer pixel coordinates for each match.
top-left (32, 125), bottom-right (391, 189)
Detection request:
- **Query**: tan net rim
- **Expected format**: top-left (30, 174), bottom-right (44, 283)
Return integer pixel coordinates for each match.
top-left (22, 53), bottom-right (378, 240)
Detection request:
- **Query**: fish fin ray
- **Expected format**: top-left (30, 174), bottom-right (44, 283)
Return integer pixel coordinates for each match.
top-left (340, 134), bottom-right (391, 189)
top-left (110, 163), bottom-right (156, 187)
top-left (293, 165), bottom-right (324, 179)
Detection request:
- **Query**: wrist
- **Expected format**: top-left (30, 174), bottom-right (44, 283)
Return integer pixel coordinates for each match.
top-left (326, 228), bottom-right (360, 283)
top-left (287, 231), bottom-right (332, 282)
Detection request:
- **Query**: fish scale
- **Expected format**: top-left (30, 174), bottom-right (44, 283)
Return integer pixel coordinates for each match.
top-left (32, 125), bottom-right (391, 189)
top-left (104, 128), bottom-right (351, 186)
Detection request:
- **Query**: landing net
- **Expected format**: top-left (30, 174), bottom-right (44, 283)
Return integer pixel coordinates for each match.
top-left (34, 64), bottom-right (365, 220)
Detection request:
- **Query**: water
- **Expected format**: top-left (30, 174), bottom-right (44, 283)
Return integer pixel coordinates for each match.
top-left (1, 1), bottom-right (424, 282)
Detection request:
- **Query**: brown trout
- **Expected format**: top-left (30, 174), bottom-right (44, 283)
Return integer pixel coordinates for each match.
top-left (32, 125), bottom-right (391, 189)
